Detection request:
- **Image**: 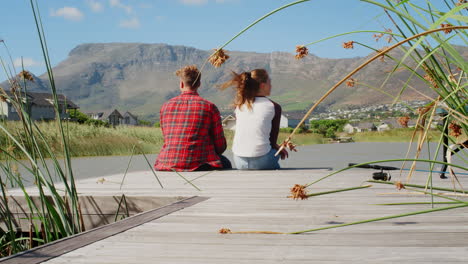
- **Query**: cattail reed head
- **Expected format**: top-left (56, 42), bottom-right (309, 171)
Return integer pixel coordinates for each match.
top-left (208, 49), bottom-right (229, 68)
top-left (175, 65), bottom-right (201, 89)
top-left (219, 228), bottom-right (232, 234)
top-left (289, 184), bottom-right (308, 200)
top-left (385, 29), bottom-right (393, 43)
top-left (397, 116), bottom-right (410, 128)
top-left (18, 70), bottom-right (34, 82)
top-left (440, 23), bottom-right (453, 34)
top-left (395, 181), bottom-right (405, 190)
top-left (286, 141), bottom-right (297, 152)
top-left (342, 41), bottom-right (354, 49)
top-left (456, 0), bottom-right (467, 8)
top-left (295, 45), bottom-right (308, 59)
top-left (345, 78), bottom-right (356, 87)
top-left (219, 69), bottom-right (269, 110)
top-left (449, 122), bottom-right (462, 137)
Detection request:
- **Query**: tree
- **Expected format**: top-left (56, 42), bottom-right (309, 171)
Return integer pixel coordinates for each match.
top-left (68, 109), bottom-right (90, 124)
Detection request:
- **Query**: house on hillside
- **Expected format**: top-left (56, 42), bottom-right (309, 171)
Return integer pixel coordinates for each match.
top-left (281, 112), bottom-right (305, 128)
top-left (377, 122), bottom-right (391, 132)
top-left (88, 109), bottom-right (123, 127)
top-left (222, 115), bottom-right (236, 130)
top-left (122, 111), bottom-right (138, 126)
top-left (354, 122), bottom-right (377, 132)
top-left (343, 122), bottom-right (358, 134)
top-left (0, 91), bottom-right (78, 121)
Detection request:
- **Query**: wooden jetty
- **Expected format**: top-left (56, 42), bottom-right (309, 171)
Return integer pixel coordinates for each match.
top-left (3, 168), bottom-right (468, 263)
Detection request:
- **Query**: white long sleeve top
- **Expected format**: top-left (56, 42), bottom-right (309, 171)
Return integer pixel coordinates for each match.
top-left (232, 97), bottom-right (281, 157)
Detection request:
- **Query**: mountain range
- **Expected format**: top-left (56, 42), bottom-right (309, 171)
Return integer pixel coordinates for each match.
top-left (4, 43), bottom-right (466, 121)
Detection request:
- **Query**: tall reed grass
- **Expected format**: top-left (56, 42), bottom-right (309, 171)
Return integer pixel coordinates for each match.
top-left (0, 122), bottom-right (164, 158)
top-left (0, 0), bottom-right (88, 257)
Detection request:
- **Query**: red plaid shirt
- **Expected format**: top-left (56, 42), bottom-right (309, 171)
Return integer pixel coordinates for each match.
top-left (154, 91), bottom-right (227, 171)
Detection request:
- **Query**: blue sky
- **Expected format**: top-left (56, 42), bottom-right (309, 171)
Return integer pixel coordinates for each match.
top-left (0, 0), bottom-right (464, 76)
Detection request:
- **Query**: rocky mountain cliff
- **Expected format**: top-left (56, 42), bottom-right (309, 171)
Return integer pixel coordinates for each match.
top-left (7, 43), bottom-right (466, 120)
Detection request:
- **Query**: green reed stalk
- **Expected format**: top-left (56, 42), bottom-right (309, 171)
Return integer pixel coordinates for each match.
top-left (171, 169), bottom-right (202, 191)
top-left (288, 203), bottom-right (468, 234)
top-left (368, 180), bottom-right (467, 194)
top-left (307, 185), bottom-right (372, 197)
top-left (120, 145), bottom-right (137, 190)
top-left (306, 158), bottom-right (467, 188)
top-left (196, 0), bottom-right (311, 84)
top-left (375, 202), bottom-right (461, 205)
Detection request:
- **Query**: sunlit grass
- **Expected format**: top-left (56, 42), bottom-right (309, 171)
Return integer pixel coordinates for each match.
top-left (352, 128), bottom-right (442, 142)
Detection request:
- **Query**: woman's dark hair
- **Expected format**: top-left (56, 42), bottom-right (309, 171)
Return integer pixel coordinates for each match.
top-left (220, 69), bottom-right (269, 110)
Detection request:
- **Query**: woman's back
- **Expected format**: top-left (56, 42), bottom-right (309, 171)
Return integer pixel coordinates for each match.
top-left (233, 97), bottom-right (274, 157)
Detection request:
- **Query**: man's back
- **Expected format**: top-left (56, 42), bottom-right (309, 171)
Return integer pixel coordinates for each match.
top-left (154, 91), bottom-right (226, 171)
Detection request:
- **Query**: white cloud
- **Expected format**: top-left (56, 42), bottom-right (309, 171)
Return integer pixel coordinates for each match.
top-left (109, 0), bottom-right (133, 14)
top-left (13, 57), bottom-right (42, 68)
top-left (50, 7), bottom-right (84, 21)
top-left (87, 0), bottom-right (104, 12)
top-left (179, 0), bottom-right (208, 5)
top-left (119, 18), bottom-right (140, 29)
top-left (155, 16), bottom-right (165, 22)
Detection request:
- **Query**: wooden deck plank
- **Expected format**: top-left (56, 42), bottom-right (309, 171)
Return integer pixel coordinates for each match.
top-left (3, 168), bottom-right (468, 263)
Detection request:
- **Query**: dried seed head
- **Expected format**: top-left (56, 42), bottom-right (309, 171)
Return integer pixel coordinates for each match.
top-left (6, 145), bottom-right (15, 154)
top-left (286, 141), bottom-right (297, 152)
top-left (376, 47), bottom-right (388, 62)
top-left (397, 116), bottom-right (410, 128)
top-left (0, 95), bottom-right (6, 102)
top-left (449, 122), bottom-right (462, 137)
top-left (208, 49), bottom-right (229, 68)
top-left (288, 184), bottom-right (308, 200)
top-left (373, 33), bottom-right (384, 42)
top-left (440, 23), bottom-right (453, 34)
top-left (345, 78), bottom-right (356, 87)
top-left (423, 74), bottom-right (438, 88)
top-left (342, 41), bottom-right (354, 49)
top-left (96, 178), bottom-right (106, 184)
top-left (385, 29), bottom-right (393, 43)
top-left (295, 45), bottom-right (308, 59)
top-left (219, 228), bottom-right (232, 234)
top-left (456, 0), bottom-right (467, 8)
top-left (448, 73), bottom-right (458, 84)
top-left (395, 181), bottom-right (405, 190)
top-left (18, 70), bottom-right (34, 82)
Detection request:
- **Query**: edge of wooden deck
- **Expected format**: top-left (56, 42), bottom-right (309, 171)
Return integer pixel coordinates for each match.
top-left (0, 196), bottom-right (209, 264)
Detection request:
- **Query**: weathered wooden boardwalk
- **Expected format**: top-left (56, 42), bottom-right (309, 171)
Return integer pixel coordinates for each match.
top-left (4, 168), bottom-right (468, 263)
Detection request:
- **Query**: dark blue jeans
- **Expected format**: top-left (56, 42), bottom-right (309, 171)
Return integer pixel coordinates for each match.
top-left (194, 155), bottom-right (232, 171)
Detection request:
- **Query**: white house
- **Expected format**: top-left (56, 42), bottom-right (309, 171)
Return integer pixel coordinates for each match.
top-left (222, 115), bottom-right (236, 130)
top-left (343, 123), bottom-right (355, 134)
top-left (377, 122), bottom-right (391, 132)
top-left (88, 109), bottom-right (123, 127)
top-left (0, 91), bottom-right (78, 121)
top-left (281, 112), bottom-right (305, 128)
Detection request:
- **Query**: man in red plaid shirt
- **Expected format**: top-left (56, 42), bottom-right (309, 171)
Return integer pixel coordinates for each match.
top-left (154, 65), bottom-right (231, 171)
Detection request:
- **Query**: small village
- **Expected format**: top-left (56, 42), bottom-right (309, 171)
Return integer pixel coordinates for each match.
top-left (222, 99), bottom-right (437, 135)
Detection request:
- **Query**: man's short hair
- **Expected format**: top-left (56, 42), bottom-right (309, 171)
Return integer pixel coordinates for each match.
top-left (175, 65), bottom-right (201, 89)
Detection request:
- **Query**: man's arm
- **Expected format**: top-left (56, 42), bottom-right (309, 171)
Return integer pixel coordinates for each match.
top-left (210, 104), bottom-right (227, 155)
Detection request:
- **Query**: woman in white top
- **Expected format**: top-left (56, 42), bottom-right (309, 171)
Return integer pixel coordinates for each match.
top-left (221, 69), bottom-right (288, 169)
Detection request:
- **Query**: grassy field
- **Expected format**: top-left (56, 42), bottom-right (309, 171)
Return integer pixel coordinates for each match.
top-left (0, 122), bottom-right (444, 159)
top-left (351, 128), bottom-right (442, 142)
